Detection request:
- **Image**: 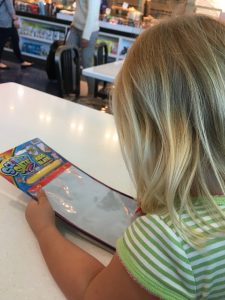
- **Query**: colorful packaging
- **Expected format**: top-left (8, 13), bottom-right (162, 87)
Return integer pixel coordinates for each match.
top-left (0, 138), bottom-right (136, 250)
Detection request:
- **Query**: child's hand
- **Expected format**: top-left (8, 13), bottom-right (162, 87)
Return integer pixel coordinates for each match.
top-left (25, 190), bottom-right (55, 239)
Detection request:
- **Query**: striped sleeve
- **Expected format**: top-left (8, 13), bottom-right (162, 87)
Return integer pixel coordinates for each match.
top-left (116, 215), bottom-right (196, 300)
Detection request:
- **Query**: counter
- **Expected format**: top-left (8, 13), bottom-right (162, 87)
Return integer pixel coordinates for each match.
top-left (15, 11), bottom-right (141, 61)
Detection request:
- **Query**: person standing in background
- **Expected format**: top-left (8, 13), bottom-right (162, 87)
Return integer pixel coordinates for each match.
top-left (66, 0), bottom-right (101, 96)
top-left (0, 0), bottom-right (33, 69)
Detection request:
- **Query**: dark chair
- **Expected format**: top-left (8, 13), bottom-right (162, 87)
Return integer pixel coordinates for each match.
top-left (94, 42), bottom-right (109, 99)
top-left (55, 45), bottom-right (80, 100)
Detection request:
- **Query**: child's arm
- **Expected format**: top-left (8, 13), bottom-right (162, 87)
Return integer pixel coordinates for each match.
top-left (25, 190), bottom-right (154, 300)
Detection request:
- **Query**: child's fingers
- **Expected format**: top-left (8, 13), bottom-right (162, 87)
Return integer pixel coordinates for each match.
top-left (25, 199), bottom-right (37, 220)
top-left (37, 189), bottom-right (48, 205)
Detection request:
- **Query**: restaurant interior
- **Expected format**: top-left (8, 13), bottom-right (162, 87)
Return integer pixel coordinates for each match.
top-left (1, 0), bottom-right (224, 112)
top-left (1, 1), bottom-right (225, 299)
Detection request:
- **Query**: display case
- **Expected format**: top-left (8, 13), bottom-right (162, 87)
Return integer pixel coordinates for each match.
top-left (10, 0), bottom-right (200, 63)
top-left (11, 0), bottom-right (196, 63)
top-left (18, 16), bottom-right (68, 59)
top-left (12, 9), bottom-right (141, 62)
top-left (97, 28), bottom-right (138, 61)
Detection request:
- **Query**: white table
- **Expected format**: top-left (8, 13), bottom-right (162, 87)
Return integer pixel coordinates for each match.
top-left (0, 82), bottom-right (135, 300)
top-left (82, 60), bottom-right (124, 83)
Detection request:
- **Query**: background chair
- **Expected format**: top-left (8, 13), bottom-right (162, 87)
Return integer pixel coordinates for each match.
top-left (55, 45), bottom-right (80, 101)
top-left (55, 43), bottom-right (111, 113)
top-left (94, 42), bottom-right (109, 99)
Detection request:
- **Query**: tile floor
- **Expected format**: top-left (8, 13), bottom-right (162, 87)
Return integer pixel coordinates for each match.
top-left (0, 58), bottom-right (78, 97)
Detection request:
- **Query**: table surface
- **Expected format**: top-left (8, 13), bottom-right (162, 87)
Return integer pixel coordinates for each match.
top-left (0, 82), bottom-right (135, 300)
top-left (82, 60), bottom-right (124, 83)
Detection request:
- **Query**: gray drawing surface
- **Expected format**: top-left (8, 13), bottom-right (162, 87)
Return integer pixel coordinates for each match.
top-left (43, 166), bottom-right (137, 248)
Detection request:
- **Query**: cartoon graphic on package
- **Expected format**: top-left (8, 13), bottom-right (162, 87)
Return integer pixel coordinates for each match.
top-left (0, 138), bottom-right (71, 197)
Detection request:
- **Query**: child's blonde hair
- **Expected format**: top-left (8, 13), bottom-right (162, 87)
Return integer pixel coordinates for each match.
top-left (113, 15), bottom-right (225, 246)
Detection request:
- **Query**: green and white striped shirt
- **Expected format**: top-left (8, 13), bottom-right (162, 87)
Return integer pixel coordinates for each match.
top-left (117, 196), bottom-right (225, 299)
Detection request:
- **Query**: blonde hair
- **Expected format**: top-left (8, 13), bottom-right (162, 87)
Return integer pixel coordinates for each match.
top-left (113, 15), bottom-right (225, 246)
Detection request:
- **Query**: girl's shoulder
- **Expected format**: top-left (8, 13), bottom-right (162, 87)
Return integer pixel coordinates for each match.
top-left (116, 213), bottom-right (195, 299)
top-left (128, 212), bottom-right (183, 247)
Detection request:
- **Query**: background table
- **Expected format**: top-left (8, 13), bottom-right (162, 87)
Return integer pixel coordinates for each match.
top-left (82, 60), bottom-right (124, 83)
top-left (0, 82), bottom-right (135, 300)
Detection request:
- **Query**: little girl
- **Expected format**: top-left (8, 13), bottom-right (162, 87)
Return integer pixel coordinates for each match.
top-left (26, 14), bottom-right (225, 299)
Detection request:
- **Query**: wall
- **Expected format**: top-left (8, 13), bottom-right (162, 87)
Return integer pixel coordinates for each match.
top-left (108, 0), bottom-right (142, 10)
top-left (195, 0), bottom-right (225, 11)
top-left (107, 0), bottom-right (225, 14)
top-left (107, 0), bottom-right (195, 14)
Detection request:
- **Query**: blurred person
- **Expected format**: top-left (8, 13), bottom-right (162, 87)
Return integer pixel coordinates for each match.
top-left (0, 0), bottom-right (33, 69)
top-left (66, 0), bottom-right (101, 95)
